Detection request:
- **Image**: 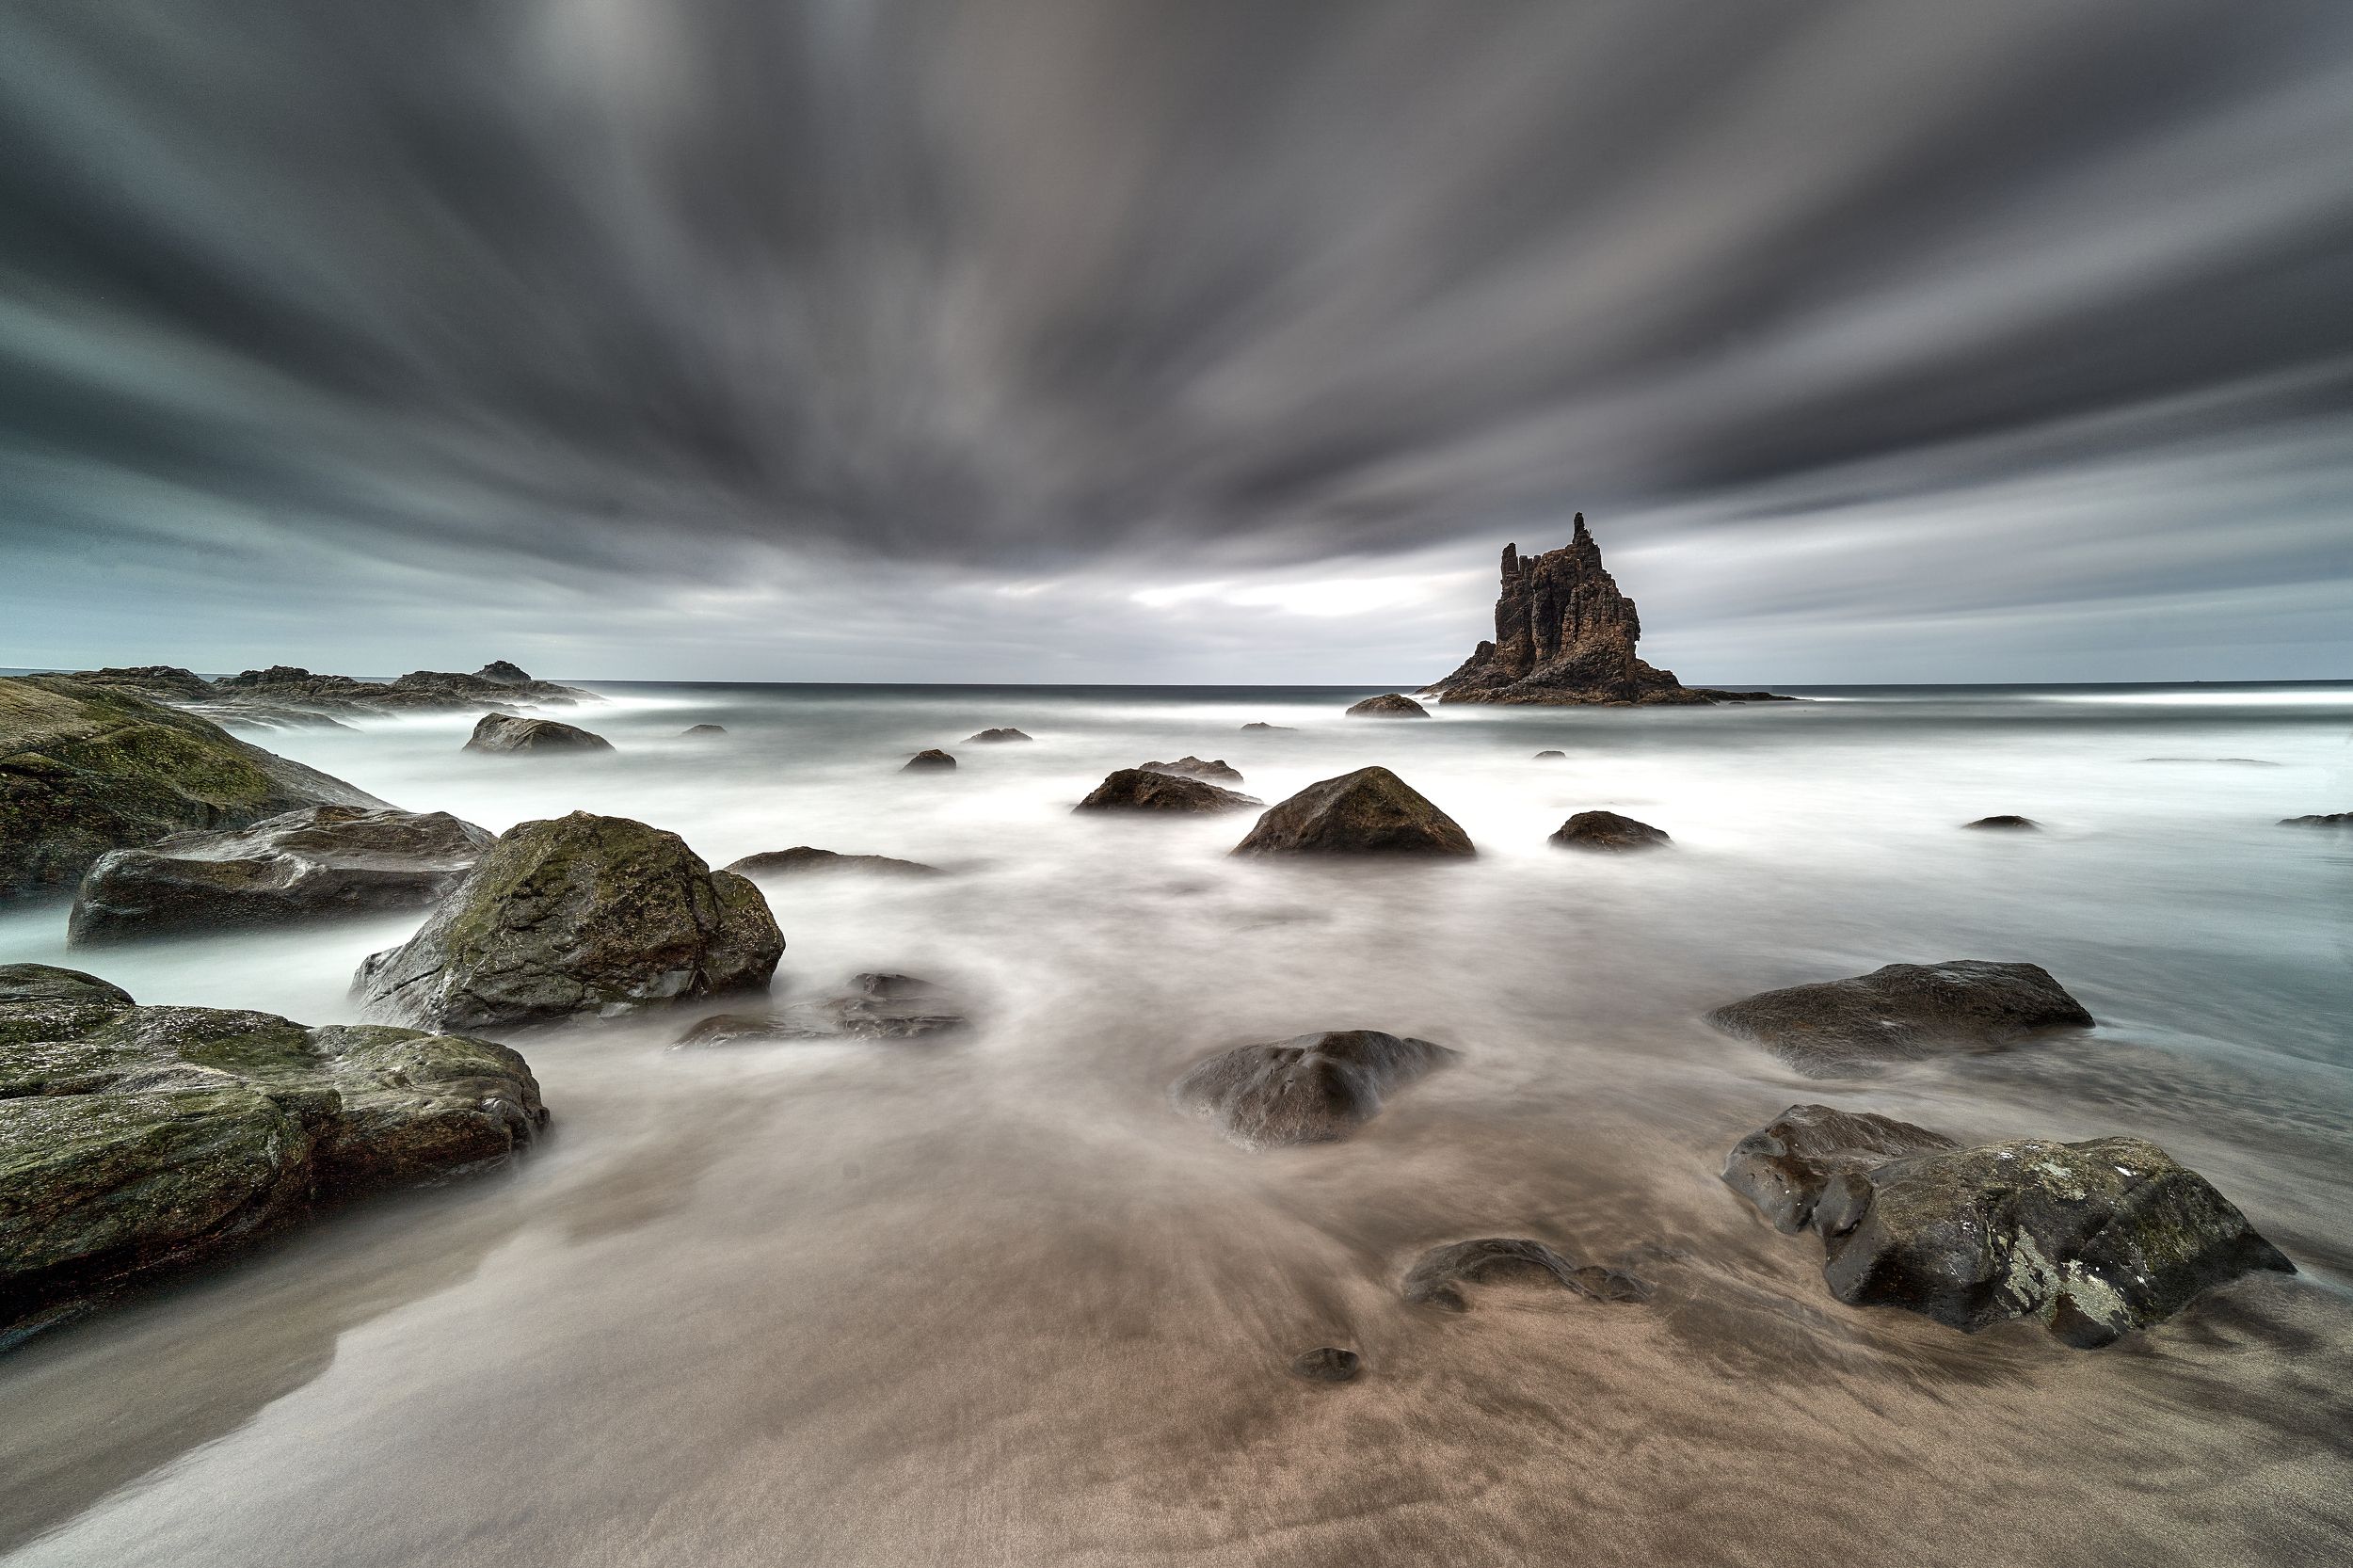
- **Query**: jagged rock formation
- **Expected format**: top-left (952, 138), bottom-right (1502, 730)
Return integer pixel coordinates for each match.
top-left (1427, 515), bottom-right (1785, 706)
top-left (65, 662), bottom-right (596, 728)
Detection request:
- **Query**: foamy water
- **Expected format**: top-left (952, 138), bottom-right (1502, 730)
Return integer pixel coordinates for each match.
top-left (3, 682), bottom-right (2348, 1565)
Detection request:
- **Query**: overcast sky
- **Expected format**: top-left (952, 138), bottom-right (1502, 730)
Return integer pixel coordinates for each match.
top-left (4, 0), bottom-right (2350, 684)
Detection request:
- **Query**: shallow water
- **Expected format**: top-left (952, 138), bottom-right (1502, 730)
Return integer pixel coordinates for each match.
top-left (3, 681), bottom-right (2350, 1566)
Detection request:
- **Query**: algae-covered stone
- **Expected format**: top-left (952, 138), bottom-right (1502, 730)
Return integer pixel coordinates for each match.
top-left (355, 810), bottom-right (784, 1032)
top-left (0, 968), bottom-right (546, 1348)
top-left (0, 676), bottom-right (384, 903)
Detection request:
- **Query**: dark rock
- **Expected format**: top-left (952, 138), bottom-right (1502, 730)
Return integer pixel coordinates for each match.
top-left (1141, 756), bottom-right (1244, 783)
top-left (68, 666), bottom-right (216, 702)
top-left (1426, 516), bottom-right (1790, 706)
top-left (680, 724), bottom-right (728, 738)
top-left (1964, 815), bottom-right (2040, 830)
top-left (1533, 749), bottom-right (1566, 759)
top-left (68, 806), bottom-right (493, 946)
top-left (1172, 1029), bottom-right (1457, 1146)
top-left (673, 973), bottom-right (969, 1046)
top-left (724, 846), bottom-right (943, 878)
top-left (1344, 693), bottom-right (1429, 717)
top-left (1241, 722), bottom-right (1295, 731)
top-left (0, 973), bottom-right (544, 1347)
top-left (1722, 1105), bottom-right (2296, 1347)
top-left (2280, 812), bottom-right (2351, 828)
top-left (1, 676), bottom-right (385, 904)
top-left (1720, 1104), bottom-right (1958, 1235)
top-left (1706, 961), bottom-right (2094, 1076)
top-left (1401, 1238), bottom-right (1652, 1312)
top-left (206, 664), bottom-right (593, 717)
top-left (472, 661), bottom-right (533, 685)
top-left (1077, 769), bottom-right (1262, 814)
top-left (1289, 1347), bottom-right (1362, 1384)
top-left (354, 811), bottom-right (783, 1032)
top-left (965, 728), bottom-right (1032, 744)
top-left (1231, 767), bottom-right (1474, 856)
top-left (1549, 810), bottom-right (1670, 852)
top-left (902, 749), bottom-right (956, 772)
top-left (464, 712), bottom-right (613, 754)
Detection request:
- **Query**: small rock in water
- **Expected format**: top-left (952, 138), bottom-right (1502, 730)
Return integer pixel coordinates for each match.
top-left (726, 846), bottom-right (943, 877)
top-left (1289, 1347), bottom-right (1362, 1384)
top-left (1401, 1238), bottom-right (1650, 1312)
top-left (1230, 767), bottom-right (1474, 856)
top-left (902, 749), bottom-right (957, 771)
top-left (1241, 721), bottom-right (1295, 731)
top-left (680, 724), bottom-right (728, 738)
top-left (1963, 814), bottom-right (2039, 830)
top-left (1344, 693), bottom-right (1429, 717)
top-left (2280, 811), bottom-right (2351, 827)
top-left (1533, 749), bottom-right (1566, 759)
top-left (464, 712), bottom-right (614, 753)
top-left (1173, 1029), bottom-right (1457, 1146)
top-left (965, 728), bottom-right (1032, 743)
top-left (1077, 769), bottom-right (1261, 814)
top-left (1140, 756), bottom-right (1244, 784)
top-left (1549, 810), bottom-right (1670, 852)
top-left (1705, 960), bottom-right (2093, 1076)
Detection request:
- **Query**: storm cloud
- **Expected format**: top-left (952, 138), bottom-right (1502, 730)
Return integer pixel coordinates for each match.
top-left (3, 0), bottom-right (2350, 680)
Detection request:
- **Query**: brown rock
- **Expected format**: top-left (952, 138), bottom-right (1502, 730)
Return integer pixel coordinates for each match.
top-left (1231, 767), bottom-right (1473, 856)
top-left (1549, 810), bottom-right (1670, 852)
top-left (1706, 961), bottom-right (2094, 1076)
top-left (1076, 769), bottom-right (1261, 813)
top-left (902, 749), bottom-right (956, 772)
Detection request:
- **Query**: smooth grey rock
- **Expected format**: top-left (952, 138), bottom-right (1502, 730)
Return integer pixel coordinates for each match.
top-left (463, 712), bottom-right (613, 754)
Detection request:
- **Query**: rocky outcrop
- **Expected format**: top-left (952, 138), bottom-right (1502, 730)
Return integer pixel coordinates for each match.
top-left (1, 677), bottom-right (385, 904)
top-left (1722, 1104), bottom-right (2295, 1347)
top-left (1345, 694), bottom-right (1429, 717)
top-left (1076, 769), bottom-right (1262, 814)
top-left (1172, 1030), bottom-right (1456, 1146)
top-left (0, 964), bottom-right (544, 1348)
top-left (464, 713), bottom-right (613, 754)
top-left (965, 728), bottom-right (1032, 744)
top-left (902, 749), bottom-right (956, 772)
top-left (1549, 810), bottom-right (1670, 852)
top-left (1706, 960), bottom-right (2094, 1076)
top-left (354, 811), bottom-right (783, 1032)
top-left (2280, 812), bottom-right (2351, 828)
top-left (1141, 756), bottom-right (1244, 783)
top-left (1231, 767), bottom-right (1475, 856)
top-left (1964, 815), bottom-right (2039, 831)
top-left (211, 664), bottom-right (594, 716)
top-left (674, 974), bottom-right (970, 1045)
top-left (1427, 515), bottom-right (1787, 706)
top-left (1401, 1239), bottom-right (1652, 1312)
top-left (724, 846), bottom-right (943, 878)
top-left (69, 806), bottom-right (492, 945)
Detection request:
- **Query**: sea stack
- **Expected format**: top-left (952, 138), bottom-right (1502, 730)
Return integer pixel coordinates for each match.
top-left (1425, 515), bottom-right (1785, 706)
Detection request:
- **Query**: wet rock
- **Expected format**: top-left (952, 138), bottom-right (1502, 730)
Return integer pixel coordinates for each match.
top-left (1549, 810), bottom-right (1670, 852)
top-left (1172, 1029), bottom-right (1457, 1146)
top-left (472, 661), bottom-right (533, 685)
top-left (1141, 756), bottom-right (1245, 784)
top-left (965, 728), bottom-right (1032, 744)
top-left (680, 724), bottom-right (728, 738)
top-left (1241, 722), bottom-right (1295, 731)
top-left (1, 676), bottom-right (385, 904)
top-left (354, 810), bottom-right (783, 1032)
top-left (1533, 749), bottom-right (1566, 760)
top-left (1721, 1104), bottom-right (1959, 1235)
top-left (1289, 1347), bottom-right (1362, 1384)
top-left (1964, 815), bottom-right (2040, 830)
top-left (2280, 812), bottom-right (2351, 828)
top-left (212, 664), bottom-right (593, 715)
top-left (1722, 1105), bottom-right (2296, 1347)
top-left (1706, 961), bottom-right (2094, 1076)
top-left (1345, 693), bottom-right (1429, 718)
top-left (1401, 1238), bottom-right (1652, 1312)
top-left (673, 973), bottom-right (969, 1046)
top-left (724, 846), bottom-right (943, 878)
top-left (464, 712), bottom-right (614, 754)
top-left (1231, 766), bottom-right (1475, 856)
top-left (1077, 769), bottom-right (1261, 814)
top-left (0, 970), bottom-right (544, 1347)
top-left (68, 806), bottom-right (493, 946)
top-left (902, 749), bottom-right (956, 772)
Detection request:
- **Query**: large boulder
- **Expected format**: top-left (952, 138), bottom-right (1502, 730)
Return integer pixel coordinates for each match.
top-left (1401, 1238), bottom-right (1651, 1312)
top-left (1706, 961), bottom-right (2094, 1076)
top-left (724, 846), bottom-right (942, 878)
top-left (1345, 693), bottom-right (1429, 717)
top-left (1723, 1104), bottom-right (2296, 1348)
top-left (212, 664), bottom-right (593, 715)
top-left (1172, 1029), bottom-right (1457, 1146)
top-left (463, 712), bottom-right (613, 754)
top-left (1141, 756), bottom-right (1244, 783)
top-left (354, 811), bottom-right (783, 1032)
top-left (1076, 769), bottom-right (1262, 814)
top-left (68, 806), bottom-right (493, 946)
top-left (0, 676), bottom-right (384, 904)
top-left (1231, 767), bottom-right (1475, 856)
top-left (1549, 810), bottom-right (1670, 852)
top-left (68, 666), bottom-right (216, 702)
top-left (0, 964), bottom-right (544, 1347)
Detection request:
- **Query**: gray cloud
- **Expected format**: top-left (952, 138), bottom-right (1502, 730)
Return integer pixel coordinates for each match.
top-left (3, 0), bottom-right (2351, 678)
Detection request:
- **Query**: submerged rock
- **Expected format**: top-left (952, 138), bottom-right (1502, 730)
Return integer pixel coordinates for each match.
top-left (1077, 769), bottom-right (1262, 814)
top-left (1706, 961), bottom-right (2094, 1076)
top-left (1345, 693), bottom-right (1429, 718)
top-left (1172, 1029), bottom-right (1457, 1146)
top-left (1964, 815), bottom-right (2040, 831)
top-left (1240, 722), bottom-right (1295, 731)
top-left (1141, 756), bottom-right (1245, 784)
top-left (673, 973), bottom-right (969, 1045)
top-left (1549, 810), bottom-right (1670, 852)
top-left (724, 846), bottom-right (943, 878)
top-left (1533, 749), bottom-right (1566, 760)
top-left (680, 724), bottom-right (728, 738)
top-left (0, 676), bottom-right (384, 903)
top-left (965, 728), bottom-right (1032, 744)
top-left (1289, 1347), bottom-right (1362, 1384)
top-left (1401, 1238), bottom-right (1652, 1312)
top-left (1231, 766), bottom-right (1474, 856)
top-left (69, 806), bottom-right (493, 945)
top-left (354, 811), bottom-right (783, 1032)
top-left (464, 712), bottom-right (613, 754)
top-left (902, 749), bottom-right (956, 772)
top-left (1722, 1104), bottom-right (2296, 1347)
top-left (0, 964), bottom-right (544, 1347)
top-left (2280, 812), bottom-right (2351, 828)
top-left (68, 666), bottom-right (216, 702)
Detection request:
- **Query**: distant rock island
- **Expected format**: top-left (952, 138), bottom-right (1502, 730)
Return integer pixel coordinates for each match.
top-left (1425, 514), bottom-right (1786, 706)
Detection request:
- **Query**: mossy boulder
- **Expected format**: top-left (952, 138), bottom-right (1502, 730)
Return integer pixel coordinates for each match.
top-left (1705, 960), bottom-right (2093, 1076)
top-left (1231, 766), bottom-right (1475, 856)
top-left (0, 676), bottom-right (385, 903)
top-left (355, 811), bottom-right (783, 1032)
top-left (1076, 769), bottom-right (1262, 814)
top-left (0, 963), bottom-right (545, 1348)
top-left (463, 713), bottom-right (613, 754)
top-left (1172, 1029), bottom-right (1456, 1146)
top-left (70, 806), bottom-right (493, 946)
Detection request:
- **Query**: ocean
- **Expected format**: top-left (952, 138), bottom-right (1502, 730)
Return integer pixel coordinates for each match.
top-left (3, 680), bottom-right (2348, 1565)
